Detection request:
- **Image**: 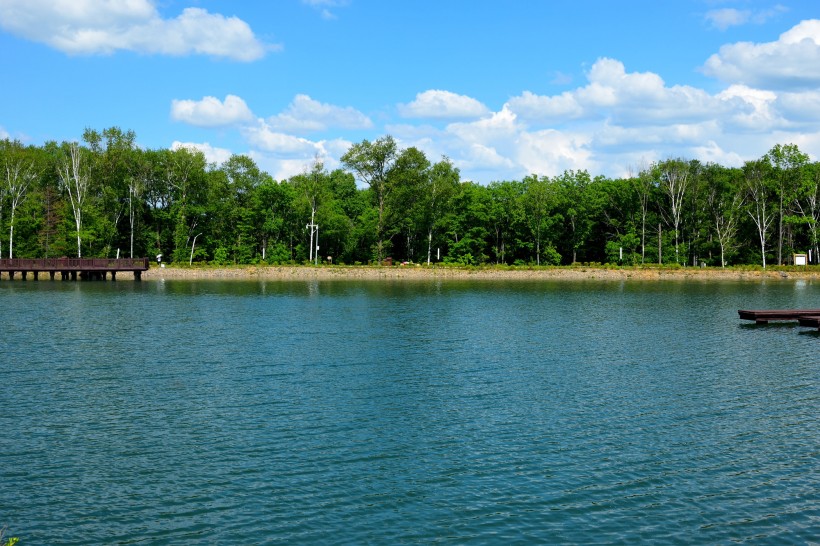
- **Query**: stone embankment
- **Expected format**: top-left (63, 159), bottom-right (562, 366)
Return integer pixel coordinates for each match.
top-left (139, 265), bottom-right (820, 282)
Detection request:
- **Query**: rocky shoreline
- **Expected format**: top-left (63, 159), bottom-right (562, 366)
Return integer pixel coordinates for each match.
top-left (139, 265), bottom-right (820, 282)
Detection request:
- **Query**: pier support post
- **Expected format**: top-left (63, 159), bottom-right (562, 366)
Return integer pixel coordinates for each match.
top-left (22, 272), bottom-right (28, 281)
top-left (49, 271), bottom-right (55, 280)
top-left (134, 271), bottom-right (142, 281)
top-left (10, 272), bottom-right (15, 280)
top-left (111, 272), bottom-right (117, 281)
top-left (70, 271), bottom-right (77, 281)
top-left (33, 271), bottom-right (39, 281)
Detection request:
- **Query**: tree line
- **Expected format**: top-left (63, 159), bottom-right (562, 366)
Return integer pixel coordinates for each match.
top-left (1, 128), bottom-right (818, 268)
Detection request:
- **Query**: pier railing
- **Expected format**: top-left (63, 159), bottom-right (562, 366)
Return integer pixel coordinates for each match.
top-left (0, 257), bottom-right (150, 271)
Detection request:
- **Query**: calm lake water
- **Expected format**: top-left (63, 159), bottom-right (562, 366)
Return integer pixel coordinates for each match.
top-left (1, 278), bottom-right (818, 544)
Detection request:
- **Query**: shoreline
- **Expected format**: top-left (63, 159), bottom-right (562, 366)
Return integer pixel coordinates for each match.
top-left (140, 265), bottom-right (820, 282)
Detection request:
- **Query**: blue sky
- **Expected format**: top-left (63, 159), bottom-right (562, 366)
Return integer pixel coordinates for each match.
top-left (1, 0), bottom-right (819, 183)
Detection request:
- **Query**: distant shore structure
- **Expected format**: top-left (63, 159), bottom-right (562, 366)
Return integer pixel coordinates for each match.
top-left (0, 257), bottom-right (150, 281)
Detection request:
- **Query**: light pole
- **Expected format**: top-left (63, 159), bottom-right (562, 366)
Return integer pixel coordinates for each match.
top-left (190, 233), bottom-right (202, 265)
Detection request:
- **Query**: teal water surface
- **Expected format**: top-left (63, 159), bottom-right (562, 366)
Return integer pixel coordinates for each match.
top-left (1, 278), bottom-right (818, 544)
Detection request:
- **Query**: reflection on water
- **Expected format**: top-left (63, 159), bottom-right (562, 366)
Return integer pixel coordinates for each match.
top-left (1, 279), bottom-right (818, 544)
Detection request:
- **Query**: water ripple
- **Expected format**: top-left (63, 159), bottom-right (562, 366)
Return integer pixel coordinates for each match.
top-left (0, 280), bottom-right (817, 544)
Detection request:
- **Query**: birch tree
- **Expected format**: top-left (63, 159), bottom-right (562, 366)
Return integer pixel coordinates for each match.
top-left (424, 158), bottom-right (459, 265)
top-left (57, 142), bottom-right (89, 257)
top-left (705, 165), bottom-right (744, 267)
top-left (1, 140), bottom-right (38, 258)
top-left (744, 160), bottom-right (775, 268)
top-left (658, 158), bottom-right (690, 264)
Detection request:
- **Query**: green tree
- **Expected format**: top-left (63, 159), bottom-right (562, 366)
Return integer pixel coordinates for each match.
top-left (341, 136), bottom-right (399, 262)
top-left (555, 170), bottom-right (596, 264)
top-left (487, 180), bottom-right (524, 264)
top-left (445, 182), bottom-right (490, 265)
top-left (765, 143), bottom-right (809, 265)
top-left (253, 176), bottom-right (295, 263)
top-left (794, 161), bottom-right (820, 262)
top-left (744, 159), bottom-right (775, 268)
top-left (158, 146), bottom-right (208, 262)
top-left (291, 159), bottom-right (331, 264)
top-left (1, 139), bottom-right (39, 259)
top-left (423, 158), bottom-right (460, 264)
top-left (704, 164), bottom-right (744, 267)
top-left (657, 158), bottom-right (690, 265)
top-left (389, 146), bottom-right (431, 262)
top-left (522, 175), bottom-right (561, 265)
top-left (56, 140), bottom-right (90, 257)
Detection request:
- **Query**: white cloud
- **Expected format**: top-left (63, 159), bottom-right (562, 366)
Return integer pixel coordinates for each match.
top-left (516, 130), bottom-right (593, 177)
top-left (447, 106), bottom-right (519, 144)
top-left (705, 9), bottom-right (751, 31)
top-left (171, 95), bottom-right (254, 127)
top-left (507, 90), bottom-right (585, 121)
top-left (301, 0), bottom-right (349, 20)
top-left (0, 0), bottom-right (272, 61)
top-left (702, 19), bottom-right (820, 89)
top-left (0, 126), bottom-right (9, 140)
top-left (170, 141), bottom-right (233, 165)
top-left (268, 95), bottom-right (372, 134)
top-left (509, 58), bottom-right (721, 126)
top-left (776, 90), bottom-right (820, 121)
top-left (704, 6), bottom-right (788, 31)
top-left (242, 119), bottom-right (324, 158)
top-left (716, 85), bottom-right (782, 131)
top-left (249, 137), bottom-right (351, 181)
top-left (398, 90), bottom-right (491, 119)
top-left (381, 51), bottom-right (820, 181)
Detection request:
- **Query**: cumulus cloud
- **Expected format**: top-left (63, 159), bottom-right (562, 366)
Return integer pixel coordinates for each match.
top-left (398, 90), bottom-right (491, 119)
top-left (242, 119), bottom-right (325, 158)
top-left (702, 19), bottom-right (820, 89)
top-left (509, 58), bottom-right (720, 126)
top-left (163, 28), bottom-right (820, 183)
top-left (776, 90), bottom-right (820, 121)
top-left (268, 95), bottom-right (372, 134)
top-left (0, 0), bottom-right (273, 61)
top-left (249, 137), bottom-right (352, 181)
top-left (171, 95), bottom-right (254, 127)
top-left (385, 51), bottom-right (820, 181)
top-left (716, 85), bottom-right (781, 131)
top-left (171, 141), bottom-right (233, 165)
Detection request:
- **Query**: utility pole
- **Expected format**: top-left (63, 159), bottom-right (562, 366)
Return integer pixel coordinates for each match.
top-left (306, 206), bottom-right (319, 265)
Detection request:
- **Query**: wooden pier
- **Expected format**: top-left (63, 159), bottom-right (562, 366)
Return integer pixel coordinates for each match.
top-left (738, 309), bottom-right (820, 331)
top-left (0, 258), bottom-right (150, 281)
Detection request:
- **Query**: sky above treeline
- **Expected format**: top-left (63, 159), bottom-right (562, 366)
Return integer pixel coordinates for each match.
top-left (1, 0), bottom-right (819, 183)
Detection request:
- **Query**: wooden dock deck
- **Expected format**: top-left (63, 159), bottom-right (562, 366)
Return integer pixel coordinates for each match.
top-left (0, 258), bottom-right (150, 281)
top-left (738, 309), bottom-right (820, 331)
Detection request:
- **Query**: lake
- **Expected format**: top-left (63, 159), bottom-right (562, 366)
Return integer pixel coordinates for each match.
top-left (1, 278), bottom-right (817, 544)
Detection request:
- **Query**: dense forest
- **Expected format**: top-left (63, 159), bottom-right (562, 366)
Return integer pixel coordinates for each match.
top-left (1, 127), bottom-right (818, 268)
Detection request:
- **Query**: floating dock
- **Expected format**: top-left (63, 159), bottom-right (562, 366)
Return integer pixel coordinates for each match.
top-left (738, 309), bottom-right (820, 331)
top-left (0, 258), bottom-right (150, 281)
